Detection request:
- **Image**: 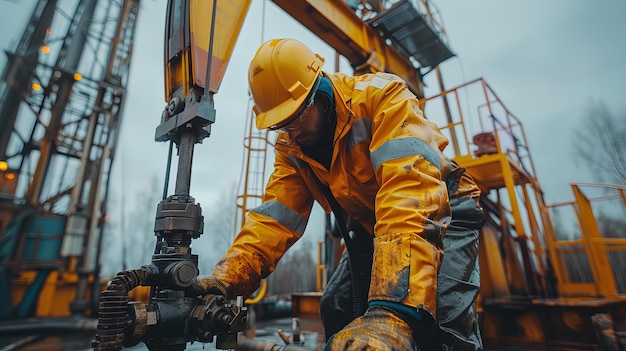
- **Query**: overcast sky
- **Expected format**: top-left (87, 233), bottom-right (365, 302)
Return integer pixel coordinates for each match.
top-left (1, 1), bottom-right (625, 262)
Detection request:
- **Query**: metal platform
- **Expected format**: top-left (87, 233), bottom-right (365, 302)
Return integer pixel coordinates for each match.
top-left (369, 0), bottom-right (455, 68)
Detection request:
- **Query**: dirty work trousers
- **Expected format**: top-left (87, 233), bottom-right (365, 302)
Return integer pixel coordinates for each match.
top-left (319, 196), bottom-right (484, 350)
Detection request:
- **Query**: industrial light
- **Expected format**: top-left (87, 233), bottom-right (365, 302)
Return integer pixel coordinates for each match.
top-left (0, 161), bottom-right (7, 171)
top-left (73, 73), bottom-right (83, 81)
top-left (32, 83), bottom-right (41, 91)
top-left (4, 173), bottom-right (15, 180)
top-left (40, 45), bottom-right (50, 54)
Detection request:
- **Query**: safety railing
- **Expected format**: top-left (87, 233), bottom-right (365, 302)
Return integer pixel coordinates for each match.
top-left (421, 77), bottom-right (553, 296)
top-left (544, 183), bottom-right (626, 298)
top-left (421, 77), bottom-right (537, 179)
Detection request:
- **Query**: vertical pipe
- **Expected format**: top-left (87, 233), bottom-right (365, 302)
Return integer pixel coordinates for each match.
top-left (435, 65), bottom-right (460, 157)
top-left (174, 132), bottom-right (195, 196)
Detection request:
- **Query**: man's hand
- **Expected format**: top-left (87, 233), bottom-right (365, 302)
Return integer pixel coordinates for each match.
top-left (187, 275), bottom-right (231, 298)
top-left (324, 306), bottom-right (417, 351)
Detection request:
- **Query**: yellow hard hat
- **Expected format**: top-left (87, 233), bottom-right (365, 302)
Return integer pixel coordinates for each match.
top-left (248, 38), bottom-right (325, 130)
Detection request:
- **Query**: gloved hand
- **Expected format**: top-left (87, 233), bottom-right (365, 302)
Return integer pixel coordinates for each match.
top-left (324, 306), bottom-right (417, 351)
top-left (187, 275), bottom-right (231, 299)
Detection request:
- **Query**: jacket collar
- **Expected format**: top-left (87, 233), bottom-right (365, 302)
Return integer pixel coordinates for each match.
top-left (323, 72), bottom-right (354, 144)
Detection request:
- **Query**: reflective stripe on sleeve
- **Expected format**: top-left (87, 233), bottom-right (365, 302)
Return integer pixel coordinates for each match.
top-left (355, 75), bottom-right (392, 91)
top-left (250, 200), bottom-right (308, 235)
top-left (371, 137), bottom-right (441, 171)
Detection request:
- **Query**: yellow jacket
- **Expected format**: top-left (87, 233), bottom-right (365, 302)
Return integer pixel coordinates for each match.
top-left (211, 71), bottom-right (480, 322)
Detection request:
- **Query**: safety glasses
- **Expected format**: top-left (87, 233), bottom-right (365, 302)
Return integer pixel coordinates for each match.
top-left (273, 91), bottom-right (316, 134)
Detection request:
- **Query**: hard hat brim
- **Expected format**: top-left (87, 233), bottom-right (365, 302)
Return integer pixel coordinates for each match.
top-left (256, 75), bottom-right (322, 130)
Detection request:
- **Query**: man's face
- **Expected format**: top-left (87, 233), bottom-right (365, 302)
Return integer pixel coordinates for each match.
top-left (277, 96), bottom-right (328, 149)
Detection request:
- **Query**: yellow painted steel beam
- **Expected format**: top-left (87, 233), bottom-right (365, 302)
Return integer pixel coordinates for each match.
top-left (271, 0), bottom-right (424, 98)
top-left (573, 185), bottom-right (619, 296)
top-left (478, 224), bottom-right (511, 299)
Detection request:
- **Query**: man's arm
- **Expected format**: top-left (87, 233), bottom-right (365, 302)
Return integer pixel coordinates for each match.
top-left (366, 73), bottom-right (451, 324)
top-left (208, 150), bottom-right (316, 299)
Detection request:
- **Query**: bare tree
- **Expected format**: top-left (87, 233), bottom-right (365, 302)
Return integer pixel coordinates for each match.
top-left (125, 175), bottom-right (162, 269)
top-left (100, 175), bottom-right (161, 275)
top-left (100, 190), bottom-right (122, 276)
top-left (267, 239), bottom-right (317, 296)
top-left (572, 100), bottom-right (626, 186)
top-left (195, 181), bottom-right (238, 274)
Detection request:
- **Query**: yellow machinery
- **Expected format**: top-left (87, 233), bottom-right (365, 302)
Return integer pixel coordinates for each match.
top-left (421, 77), bottom-right (626, 349)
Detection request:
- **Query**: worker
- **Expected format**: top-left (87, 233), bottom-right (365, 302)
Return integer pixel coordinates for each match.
top-left (192, 38), bottom-right (485, 350)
